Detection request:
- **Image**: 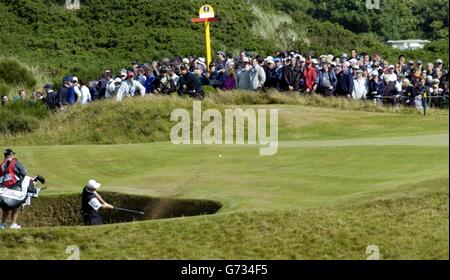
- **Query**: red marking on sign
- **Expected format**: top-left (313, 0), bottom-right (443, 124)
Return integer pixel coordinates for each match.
top-left (191, 17), bottom-right (217, 23)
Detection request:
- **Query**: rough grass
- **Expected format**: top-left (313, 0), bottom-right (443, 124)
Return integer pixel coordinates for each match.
top-left (0, 100), bottom-right (50, 134)
top-left (0, 178), bottom-right (447, 260)
top-left (208, 89), bottom-right (438, 114)
top-left (0, 56), bottom-right (49, 98)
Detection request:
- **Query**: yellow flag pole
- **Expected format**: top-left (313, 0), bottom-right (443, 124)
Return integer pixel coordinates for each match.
top-left (205, 21), bottom-right (212, 71)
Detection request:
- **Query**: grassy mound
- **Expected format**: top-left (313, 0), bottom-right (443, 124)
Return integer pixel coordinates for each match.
top-left (19, 192), bottom-right (222, 227)
top-left (1, 92), bottom-right (448, 146)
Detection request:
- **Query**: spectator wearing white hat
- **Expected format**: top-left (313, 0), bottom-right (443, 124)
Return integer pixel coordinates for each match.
top-left (383, 65), bottom-right (398, 104)
top-left (72, 76), bottom-right (82, 103)
top-left (368, 70), bottom-right (384, 104)
top-left (106, 78), bottom-right (122, 99)
top-left (195, 57), bottom-right (207, 73)
top-left (352, 69), bottom-right (368, 100)
top-left (264, 59), bottom-right (278, 88)
top-left (182, 58), bottom-right (190, 65)
top-left (81, 179), bottom-right (114, 226)
top-left (351, 64), bottom-right (360, 78)
top-left (384, 65), bottom-right (398, 83)
top-left (264, 56), bottom-right (274, 63)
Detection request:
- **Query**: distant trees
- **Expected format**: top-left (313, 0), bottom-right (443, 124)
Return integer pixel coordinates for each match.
top-left (307, 0), bottom-right (448, 41)
top-left (0, 0), bottom-right (447, 81)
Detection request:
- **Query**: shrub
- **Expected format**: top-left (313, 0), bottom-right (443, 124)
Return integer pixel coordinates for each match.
top-left (0, 58), bottom-right (37, 88)
top-left (0, 100), bottom-right (50, 134)
top-left (0, 82), bottom-right (10, 97)
top-left (0, 113), bottom-right (39, 134)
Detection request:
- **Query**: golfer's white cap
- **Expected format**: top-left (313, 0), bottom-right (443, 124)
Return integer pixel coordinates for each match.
top-left (87, 179), bottom-right (101, 190)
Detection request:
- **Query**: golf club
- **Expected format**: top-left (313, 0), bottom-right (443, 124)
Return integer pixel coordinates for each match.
top-left (113, 207), bottom-right (145, 215)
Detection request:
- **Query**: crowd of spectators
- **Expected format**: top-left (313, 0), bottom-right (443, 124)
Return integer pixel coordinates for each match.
top-left (2, 49), bottom-right (448, 111)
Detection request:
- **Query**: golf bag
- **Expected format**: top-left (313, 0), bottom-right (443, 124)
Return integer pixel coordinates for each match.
top-left (0, 175), bottom-right (45, 210)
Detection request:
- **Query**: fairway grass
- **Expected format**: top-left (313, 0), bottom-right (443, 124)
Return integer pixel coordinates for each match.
top-left (0, 103), bottom-right (448, 260)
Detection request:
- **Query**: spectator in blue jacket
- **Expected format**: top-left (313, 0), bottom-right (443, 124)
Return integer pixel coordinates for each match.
top-left (335, 62), bottom-right (354, 98)
top-left (316, 63), bottom-right (337, 96)
top-left (143, 65), bottom-right (156, 94)
top-left (65, 77), bottom-right (77, 105)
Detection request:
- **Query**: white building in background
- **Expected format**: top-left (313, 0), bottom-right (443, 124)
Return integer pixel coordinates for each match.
top-left (387, 39), bottom-right (431, 50)
top-left (65, 0), bottom-right (80, 10)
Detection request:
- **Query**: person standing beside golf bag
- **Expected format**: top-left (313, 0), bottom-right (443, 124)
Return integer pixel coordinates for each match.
top-left (81, 179), bottom-right (113, 226)
top-left (0, 149), bottom-right (28, 229)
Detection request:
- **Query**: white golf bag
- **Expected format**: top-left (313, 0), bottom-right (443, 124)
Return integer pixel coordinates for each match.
top-left (0, 175), bottom-right (45, 210)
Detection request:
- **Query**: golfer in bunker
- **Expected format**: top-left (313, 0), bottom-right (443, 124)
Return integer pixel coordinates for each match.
top-left (81, 179), bottom-right (114, 226)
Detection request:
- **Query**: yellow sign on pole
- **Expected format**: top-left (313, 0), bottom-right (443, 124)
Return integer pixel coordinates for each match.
top-left (199, 4), bottom-right (215, 19)
top-left (192, 5), bottom-right (216, 70)
top-left (199, 5), bottom-right (215, 70)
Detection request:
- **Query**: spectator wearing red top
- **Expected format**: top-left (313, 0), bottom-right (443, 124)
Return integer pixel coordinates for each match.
top-left (303, 60), bottom-right (317, 93)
